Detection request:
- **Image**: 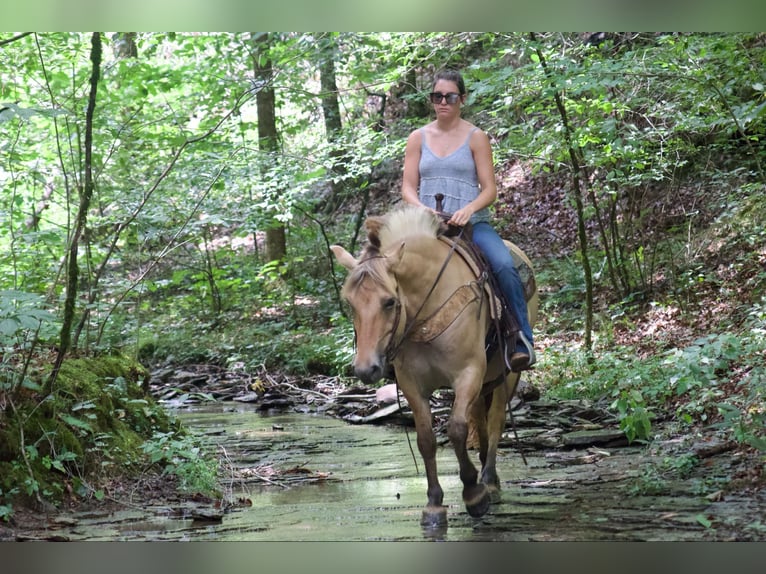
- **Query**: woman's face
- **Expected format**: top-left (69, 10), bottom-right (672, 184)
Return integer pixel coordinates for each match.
top-left (431, 79), bottom-right (463, 119)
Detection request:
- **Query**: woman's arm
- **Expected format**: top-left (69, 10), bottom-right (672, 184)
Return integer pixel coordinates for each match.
top-left (401, 130), bottom-right (425, 207)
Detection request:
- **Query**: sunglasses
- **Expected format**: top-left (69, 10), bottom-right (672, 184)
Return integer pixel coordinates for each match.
top-left (429, 92), bottom-right (461, 105)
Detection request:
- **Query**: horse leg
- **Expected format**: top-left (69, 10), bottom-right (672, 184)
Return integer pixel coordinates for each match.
top-left (480, 372), bottom-right (519, 502)
top-left (407, 393), bottom-right (447, 527)
top-left (470, 394), bottom-right (490, 471)
top-left (450, 380), bottom-right (490, 518)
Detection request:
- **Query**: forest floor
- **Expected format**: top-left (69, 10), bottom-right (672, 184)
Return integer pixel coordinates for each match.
top-left (2, 365), bottom-right (764, 541)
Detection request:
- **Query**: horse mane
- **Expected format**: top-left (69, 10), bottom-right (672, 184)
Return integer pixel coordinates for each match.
top-left (373, 206), bottom-right (441, 250)
top-left (343, 207), bottom-right (440, 297)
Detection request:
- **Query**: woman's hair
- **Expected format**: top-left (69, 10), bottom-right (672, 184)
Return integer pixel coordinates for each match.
top-left (432, 68), bottom-right (466, 95)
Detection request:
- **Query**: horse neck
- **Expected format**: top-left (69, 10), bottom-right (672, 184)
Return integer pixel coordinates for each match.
top-left (393, 236), bottom-right (472, 315)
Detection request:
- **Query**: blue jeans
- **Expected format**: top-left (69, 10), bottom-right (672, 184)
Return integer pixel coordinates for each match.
top-left (471, 222), bottom-right (534, 353)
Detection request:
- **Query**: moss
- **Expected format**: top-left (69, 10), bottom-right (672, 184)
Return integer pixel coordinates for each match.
top-left (1, 354), bottom-right (179, 508)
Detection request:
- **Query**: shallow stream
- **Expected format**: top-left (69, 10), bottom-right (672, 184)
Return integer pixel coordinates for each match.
top-left (25, 403), bottom-right (766, 541)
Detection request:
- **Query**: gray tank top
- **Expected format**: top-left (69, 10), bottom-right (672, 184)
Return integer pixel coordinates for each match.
top-left (418, 127), bottom-right (490, 224)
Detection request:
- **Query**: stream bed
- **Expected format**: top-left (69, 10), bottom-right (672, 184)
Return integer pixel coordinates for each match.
top-left (20, 401), bottom-right (765, 541)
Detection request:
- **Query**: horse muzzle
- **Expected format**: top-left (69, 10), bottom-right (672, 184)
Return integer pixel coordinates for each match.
top-left (353, 357), bottom-right (388, 386)
top-left (354, 364), bottom-right (385, 386)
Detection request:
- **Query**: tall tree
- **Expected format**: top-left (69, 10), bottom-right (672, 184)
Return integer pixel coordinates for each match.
top-left (72, 32), bottom-right (140, 350)
top-left (314, 33), bottom-right (348, 213)
top-left (251, 32), bottom-right (285, 262)
top-left (530, 32), bottom-right (594, 352)
top-left (48, 32), bottom-right (102, 388)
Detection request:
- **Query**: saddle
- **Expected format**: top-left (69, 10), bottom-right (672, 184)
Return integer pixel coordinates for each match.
top-left (439, 227), bottom-right (521, 353)
top-left (401, 228), bottom-right (517, 371)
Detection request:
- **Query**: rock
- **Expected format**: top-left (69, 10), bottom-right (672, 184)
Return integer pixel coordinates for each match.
top-left (561, 428), bottom-right (628, 448)
top-left (345, 402), bottom-right (404, 424)
top-left (516, 379), bottom-right (541, 401)
top-left (190, 507), bottom-right (225, 522)
top-left (232, 392), bottom-right (260, 403)
top-left (375, 383), bottom-right (399, 405)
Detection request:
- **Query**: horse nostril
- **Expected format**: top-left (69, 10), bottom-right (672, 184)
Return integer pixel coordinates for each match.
top-left (355, 362), bottom-right (383, 385)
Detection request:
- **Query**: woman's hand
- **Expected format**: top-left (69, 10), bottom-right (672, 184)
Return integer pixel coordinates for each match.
top-left (448, 206), bottom-right (474, 227)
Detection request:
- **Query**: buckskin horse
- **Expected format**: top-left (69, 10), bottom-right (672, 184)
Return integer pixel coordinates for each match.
top-left (331, 205), bottom-right (538, 528)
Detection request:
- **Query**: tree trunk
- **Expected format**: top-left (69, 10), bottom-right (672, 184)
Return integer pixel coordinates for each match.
top-left (400, 67), bottom-right (428, 118)
top-left (530, 33), bottom-right (594, 353)
top-left (317, 34), bottom-right (348, 213)
top-left (73, 32), bottom-right (140, 350)
top-left (251, 32), bottom-right (285, 262)
top-left (318, 34), bottom-right (342, 138)
top-left (112, 32), bottom-right (137, 58)
top-left (48, 32), bottom-right (102, 389)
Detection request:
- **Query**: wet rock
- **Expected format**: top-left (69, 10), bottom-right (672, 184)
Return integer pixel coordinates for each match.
top-left (561, 428), bottom-right (628, 448)
top-left (190, 507), bottom-right (225, 522)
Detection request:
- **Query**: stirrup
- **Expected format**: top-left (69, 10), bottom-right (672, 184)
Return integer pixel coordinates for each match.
top-left (518, 332), bottom-right (536, 367)
top-left (508, 332), bottom-right (536, 372)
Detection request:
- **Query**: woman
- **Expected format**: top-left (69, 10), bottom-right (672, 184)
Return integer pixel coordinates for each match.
top-left (400, 68), bottom-right (535, 371)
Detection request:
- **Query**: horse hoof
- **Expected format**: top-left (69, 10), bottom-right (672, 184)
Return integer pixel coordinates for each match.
top-left (464, 484), bottom-right (490, 518)
top-left (421, 505), bottom-right (448, 528)
top-left (487, 485), bottom-right (501, 504)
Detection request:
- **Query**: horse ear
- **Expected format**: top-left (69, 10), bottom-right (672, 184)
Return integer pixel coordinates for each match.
top-left (330, 245), bottom-right (358, 270)
top-left (364, 216), bottom-right (384, 249)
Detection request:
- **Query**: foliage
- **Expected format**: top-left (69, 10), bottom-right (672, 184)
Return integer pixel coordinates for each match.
top-left (141, 431), bottom-right (219, 495)
top-left (0, 354), bottom-right (192, 519)
top-left (543, 303), bottom-right (766, 448)
top-left (712, 301), bottom-right (766, 451)
top-left (627, 453), bottom-right (700, 496)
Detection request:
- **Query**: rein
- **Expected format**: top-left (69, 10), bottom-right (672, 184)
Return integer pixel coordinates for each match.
top-left (380, 223), bottom-right (467, 477)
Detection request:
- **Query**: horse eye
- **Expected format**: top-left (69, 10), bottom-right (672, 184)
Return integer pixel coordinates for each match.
top-left (383, 297), bottom-right (397, 311)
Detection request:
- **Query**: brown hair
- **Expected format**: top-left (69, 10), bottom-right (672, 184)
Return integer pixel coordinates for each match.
top-left (432, 68), bottom-right (466, 95)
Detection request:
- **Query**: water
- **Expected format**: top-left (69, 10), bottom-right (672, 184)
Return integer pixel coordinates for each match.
top-left (25, 403), bottom-right (765, 541)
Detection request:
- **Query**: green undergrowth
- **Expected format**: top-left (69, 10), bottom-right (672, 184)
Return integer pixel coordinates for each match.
top-left (139, 307), bottom-right (355, 377)
top-left (533, 181), bottom-right (766, 453)
top-left (539, 299), bottom-right (766, 450)
top-left (0, 354), bottom-right (218, 521)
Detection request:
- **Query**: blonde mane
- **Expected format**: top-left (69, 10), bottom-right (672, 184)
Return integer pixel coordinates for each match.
top-left (341, 206), bottom-right (440, 299)
top-left (378, 206), bottom-right (440, 250)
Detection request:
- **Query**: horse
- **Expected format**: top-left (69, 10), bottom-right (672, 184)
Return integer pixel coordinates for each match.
top-left (331, 205), bottom-right (538, 528)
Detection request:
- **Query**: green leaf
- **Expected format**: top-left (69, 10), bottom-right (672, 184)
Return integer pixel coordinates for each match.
top-left (0, 317), bottom-right (20, 336)
top-left (745, 435), bottom-right (766, 451)
top-left (695, 514), bottom-right (712, 529)
top-left (21, 379), bottom-right (43, 391)
top-left (59, 414), bottom-right (93, 433)
top-left (72, 400), bottom-right (97, 411)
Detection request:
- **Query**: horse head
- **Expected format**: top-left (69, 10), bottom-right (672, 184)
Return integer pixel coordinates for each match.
top-left (330, 244), bottom-right (406, 386)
